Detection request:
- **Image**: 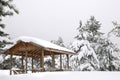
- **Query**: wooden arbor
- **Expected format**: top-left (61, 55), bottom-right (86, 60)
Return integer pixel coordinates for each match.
top-left (4, 36), bottom-right (75, 75)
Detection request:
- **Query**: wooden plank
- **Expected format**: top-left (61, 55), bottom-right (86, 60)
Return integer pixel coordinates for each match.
top-left (52, 52), bottom-right (55, 70)
top-left (41, 49), bottom-right (44, 71)
top-left (22, 56), bottom-right (24, 69)
top-left (66, 54), bottom-right (69, 70)
top-left (41, 49), bottom-right (44, 69)
top-left (32, 57), bottom-right (34, 73)
top-left (40, 53), bottom-right (42, 68)
top-left (28, 48), bottom-right (41, 57)
top-left (46, 48), bottom-right (74, 54)
top-left (60, 54), bottom-right (62, 70)
top-left (21, 56), bottom-right (24, 71)
top-left (10, 54), bottom-right (13, 75)
top-left (25, 52), bottom-right (28, 73)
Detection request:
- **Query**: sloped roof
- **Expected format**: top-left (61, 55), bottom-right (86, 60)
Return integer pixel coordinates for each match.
top-left (17, 36), bottom-right (74, 53)
top-left (4, 36), bottom-right (75, 56)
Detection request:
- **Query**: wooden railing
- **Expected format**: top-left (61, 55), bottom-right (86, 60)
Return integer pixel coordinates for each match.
top-left (12, 70), bottom-right (25, 75)
top-left (31, 68), bottom-right (45, 73)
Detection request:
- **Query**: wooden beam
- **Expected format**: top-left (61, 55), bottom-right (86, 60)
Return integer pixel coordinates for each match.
top-left (41, 49), bottom-right (44, 69)
top-left (60, 54), bottom-right (62, 70)
top-left (10, 54), bottom-right (13, 75)
top-left (52, 52), bottom-right (55, 70)
top-left (41, 49), bottom-right (44, 71)
top-left (40, 53), bottom-right (42, 68)
top-left (21, 56), bottom-right (24, 73)
top-left (25, 52), bottom-right (28, 73)
top-left (46, 48), bottom-right (74, 54)
top-left (31, 57), bottom-right (33, 72)
top-left (28, 48), bottom-right (41, 57)
top-left (66, 54), bottom-right (69, 70)
top-left (33, 49), bottom-right (41, 58)
top-left (21, 56), bottom-right (24, 69)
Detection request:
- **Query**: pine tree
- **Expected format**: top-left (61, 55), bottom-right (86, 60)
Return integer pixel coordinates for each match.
top-left (70, 40), bottom-right (99, 71)
top-left (0, 0), bottom-right (19, 69)
top-left (104, 21), bottom-right (120, 71)
top-left (75, 16), bottom-right (103, 43)
top-left (72, 16), bottom-right (120, 71)
top-left (0, 0), bottom-right (18, 49)
top-left (51, 37), bottom-right (65, 47)
top-left (71, 16), bottom-right (103, 71)
top-left (108, 21), bottom-right (120, 37)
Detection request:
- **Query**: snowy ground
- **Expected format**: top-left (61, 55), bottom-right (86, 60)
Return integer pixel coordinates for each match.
top-left (0, 70), bottom-right (120, 80)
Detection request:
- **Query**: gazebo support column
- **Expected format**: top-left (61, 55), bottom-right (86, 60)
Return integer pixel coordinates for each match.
top-left (52, 52), bottom-right (55, 71)
top-left (32, 57), bottom-right (34, 73)
top-left (40, 49), bottom-right (44, 71)
top-left (21, 56), bottom-right (24, 73)
top-left (40, 54), bottom-right (42, 68)
top-left (66, 54), bottom-right (69, 70)
top-left (25, 52), bottom-right (28, 73)
top-left (60, 54), bottom-right (62, 70)
top-left (10, 54), bottom-right (13, 75)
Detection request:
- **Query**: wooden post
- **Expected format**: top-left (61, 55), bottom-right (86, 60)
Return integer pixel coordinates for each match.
top-left (40, 49), bottom-right (44, 71)
top-left (52, 52), bottom-right (55, 70)
top-left (66, 54), bottom-right (69, 70)
top-left (40, 54), bottom-right (42, 68)
top-left (32, 57), bottom-right (34, 73)
top-left (25, 52), bottom-right (28, 73)
top-left (60, 54), bottom-right (62, 70)
top-left (10, 54), bottom-right (13, 75)
top-left (21, 56), bottom-right (24, 73)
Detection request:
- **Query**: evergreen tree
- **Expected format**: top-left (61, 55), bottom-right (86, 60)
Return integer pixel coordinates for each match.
top-left (108, 21), bottom-right (120, 37)
top-left (0, 0), bottom-right (19, 69)
top-left (51, 37), bottom-right (65, 47)
top-left (74, 17), bottom-right (120, 71)
top-left (75, 16), bottom-right (103, 43)
top-left (70, 40), bottom-right (99, 71)
top-left (0, 0), bottom-right (18, 49)
top-left (71, 16), bottom-right (103, 71)
top-left (97, 39), bottom-right (113, 71)
top-left (104, 21), bottom-right (120, 71)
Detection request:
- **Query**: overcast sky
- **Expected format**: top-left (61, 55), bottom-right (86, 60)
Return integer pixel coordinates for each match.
top-left (3, 0), bottom-right (120, 45)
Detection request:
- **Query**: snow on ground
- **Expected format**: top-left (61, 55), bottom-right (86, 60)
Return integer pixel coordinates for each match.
top-left (0, 70), bottom-right (120, 80)
top-left (0, 70), bottom-right (10, 76)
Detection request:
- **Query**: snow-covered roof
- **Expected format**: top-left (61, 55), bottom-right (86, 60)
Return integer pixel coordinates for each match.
top-left (5, 36), bottom-right (75, 54)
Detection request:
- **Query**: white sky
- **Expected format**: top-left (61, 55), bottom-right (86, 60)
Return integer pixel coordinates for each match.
top-left (3, 0), bottom-right (120, 45)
